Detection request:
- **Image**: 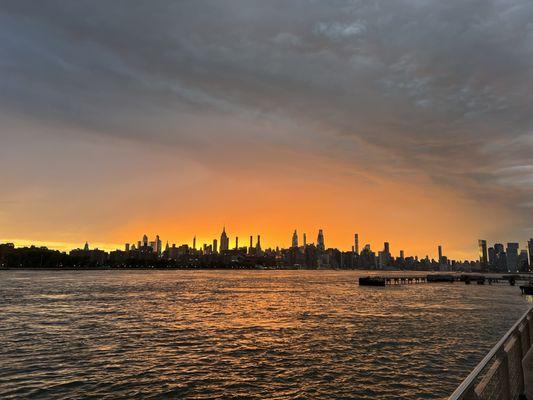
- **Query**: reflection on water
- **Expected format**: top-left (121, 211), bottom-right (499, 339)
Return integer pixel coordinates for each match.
top-left (0, 270), bottom-right (530, 399)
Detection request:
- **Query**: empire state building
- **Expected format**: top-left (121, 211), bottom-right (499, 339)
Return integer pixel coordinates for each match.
top-left (220, 227), bottom-right (230, 252)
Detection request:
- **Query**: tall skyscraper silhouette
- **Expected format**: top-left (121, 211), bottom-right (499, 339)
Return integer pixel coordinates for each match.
top-left (478, 240), bottom-right (488, 266)
top-left (292, 230), bottom-right (298, 248)
top-left (528, 239), bottom-right (533, 267)
top-left (354, 234), bottom-right (359, 254)
top-left (220, 227), bottom-right (229, 251)
top-left (317, 229), bottom-right (325, 251)
top-left (506, 242), bottom-right (519, 273)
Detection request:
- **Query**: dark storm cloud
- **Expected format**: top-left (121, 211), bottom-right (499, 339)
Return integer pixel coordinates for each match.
top-left (1, 0), bottom-right (533, 228)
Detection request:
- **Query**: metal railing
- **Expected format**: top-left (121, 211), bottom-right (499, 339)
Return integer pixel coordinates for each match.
top-left (449, 306), bottom-right (533, 400)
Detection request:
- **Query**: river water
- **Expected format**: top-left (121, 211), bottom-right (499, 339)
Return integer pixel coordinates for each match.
top-left (0, 270), bottom-right (530, 399)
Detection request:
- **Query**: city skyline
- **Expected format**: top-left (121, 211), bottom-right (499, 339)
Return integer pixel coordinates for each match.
top-left (2, 227), bottom-right (533, 266)
top-left (1, 1), bottom-right (533, 260)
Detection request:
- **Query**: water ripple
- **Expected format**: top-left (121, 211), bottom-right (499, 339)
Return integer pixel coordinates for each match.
top-left (0, 270), bottom-right (530, 399)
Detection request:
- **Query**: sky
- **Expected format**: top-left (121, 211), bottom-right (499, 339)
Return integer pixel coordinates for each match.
top-left (1, 0), bottom-right (533, 259)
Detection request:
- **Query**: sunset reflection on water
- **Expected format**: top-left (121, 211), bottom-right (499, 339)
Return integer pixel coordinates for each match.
top-left (0, 270), bottom-right (530, 399)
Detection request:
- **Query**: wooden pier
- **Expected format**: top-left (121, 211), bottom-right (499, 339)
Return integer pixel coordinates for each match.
top-left (359, 275), bottom-right (428, 286)
top-left (359, 273), bottom-right (529, 287)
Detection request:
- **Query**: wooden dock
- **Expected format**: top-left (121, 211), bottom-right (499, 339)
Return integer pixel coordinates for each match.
top-left (359, 273), bottom-right (530, 287)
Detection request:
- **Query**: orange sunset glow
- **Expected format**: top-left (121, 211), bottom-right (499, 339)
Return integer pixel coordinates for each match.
top-left (1, 1), bottom-right (532, 260)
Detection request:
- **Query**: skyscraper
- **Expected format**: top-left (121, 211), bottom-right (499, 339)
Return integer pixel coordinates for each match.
top-left (213, 239), bottom-right (218, 253)
top-left (256, 235), bottom-right (261, 252)
top-left (292, 230), bottom-right (298, 248)
top-left (193, 236), bottom-right (196, 250)
top-left (354, 234), bottom-right (359, 255)
top-left (528, 239), bottom-right (533, 267)
top-left (220, 227), bottom-right (229, 251)
top-left (155, 235), bottom-right (162, 256)
top-left (235, 236), bottom-right (239, 250)
top-left (478, 240), bottom-right (488, 266)
top-left (317, 229), bottom-right (325, 251)
top-left (438, 245), bottom-right (443, 263)
top-left (142, 234), bottom-right (148, 248)
top-left (506, 242), bottom-right (519, 273)
top-left (303, 233), bottom-right (307, 247)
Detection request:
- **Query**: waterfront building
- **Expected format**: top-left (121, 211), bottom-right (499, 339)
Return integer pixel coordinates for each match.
top-left (528, 239), bottom-right (533, 267)
top-left (354, 233), bottom-right (359, 255)
top-left (478, 239), bottom-right (488, 266)
top-left (518, 250), bottom-right (529, 272)
top-left (213, 239), bottom-right (218, 253)
top-left (506, 242), bottom-right (519, 273)
top-left (488, 247), bottom-right (496, 267)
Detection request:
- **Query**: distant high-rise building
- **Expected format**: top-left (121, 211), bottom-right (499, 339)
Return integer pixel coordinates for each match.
top-left (506, 243), bottom-right (519, 273)
top-left (478, 240), bottom-right (488, 266)
top-left (235, 236), bottom-right (239, 250)
top-left (220, 227), bottom-right (229, 251)
top-left (528, 239), bottom-right (533, 267)
top-left (84, 242), bottom-right (89, 251)
top-left (303, 233), bottom-right (307, 247)
top-left (317, 229), bottom-right (325, 251)
top-left (518, 250), bottom-right (529, 272)
top-left (354, 234), bottom-right (359, 255)
top-left (155, 235), bottom-right (162, 255)
top-left (292, 230), bottom-right (298, 248)
top-left (193, 236), bottom-right (196, 250)
top-left (382, 242), bottom-right (390, 265)
top-left (213, 239), bottom-right (218, 253)
top-left (143, 234), bottom-right (148, 248)
top-left (249, 235), bottom-right (253, 253)
top-left (125, 243), bottom-right (130, 252)
top-left (400, 250), bottom-right (405, 259)
top-left (494, 243), bottom-right (504, 255)
top-left (256, 235), bottom-right (262, 252)
top-left (438, 245), bottom-right (443, 263)
top-left (488, 247), bottom-right (496, 267)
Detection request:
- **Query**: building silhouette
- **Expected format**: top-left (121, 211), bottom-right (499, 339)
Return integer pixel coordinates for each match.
top-left (292, 230), bottom-right (298, 248)
top-left (478, 240), bottom-right (488, 266)
top-left (317, 229), bottom-right (325, 251)
top-left (220, 227), bottom-right (229, 252)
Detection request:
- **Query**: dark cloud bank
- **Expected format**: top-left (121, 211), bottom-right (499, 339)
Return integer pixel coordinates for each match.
top-left (1, 0), bottom-right (533, 236)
